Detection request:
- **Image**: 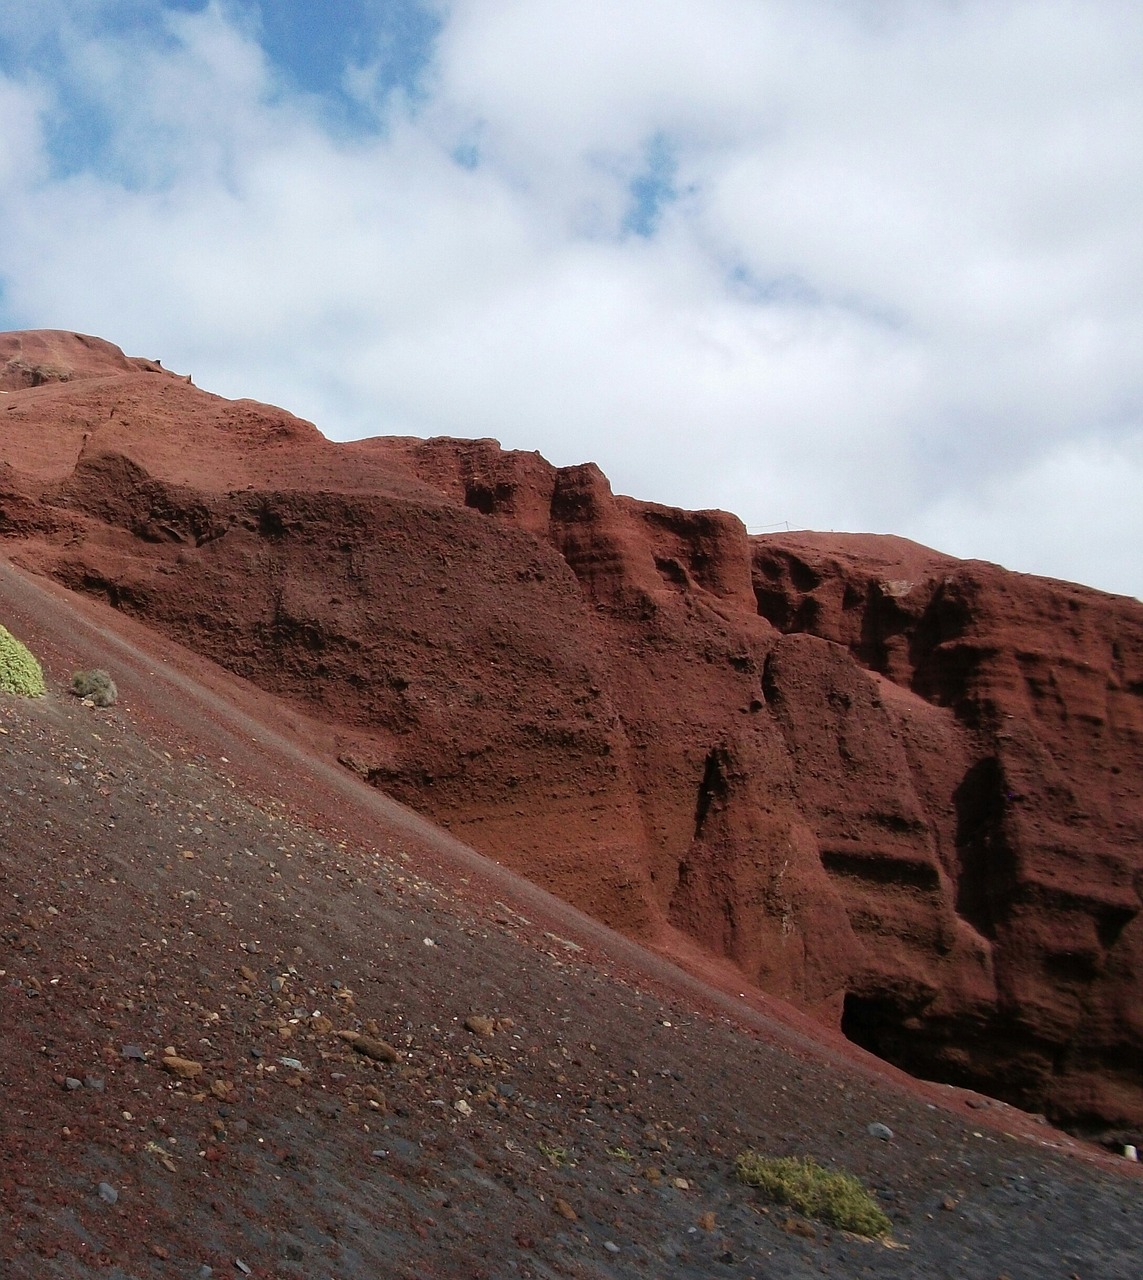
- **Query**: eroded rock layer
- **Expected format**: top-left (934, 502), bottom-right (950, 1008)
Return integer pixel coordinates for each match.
top-left (2, 330), bottom-right (1141, 1128)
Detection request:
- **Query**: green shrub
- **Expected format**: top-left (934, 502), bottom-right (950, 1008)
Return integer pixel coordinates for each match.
top-left (735, 1152), bottom-right (891, 1238)
top-left (71, 669), bottom-right (118, 707)
top-left (0, 625), bottom-right (46, 696)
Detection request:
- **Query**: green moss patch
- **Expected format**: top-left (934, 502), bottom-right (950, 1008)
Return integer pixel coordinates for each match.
top-left (0, 624), bottom-right (46, 697)
top-left (735, 1152), bottom-right (892, 1238)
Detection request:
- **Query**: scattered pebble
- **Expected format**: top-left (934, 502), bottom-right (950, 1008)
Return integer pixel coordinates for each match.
top-left (867, 1122), bottom-right (894, 1141)
top-left (97, 1182), bottom-right (118, 1205)
top-left (603, 1241), bottom-right (620, 1254)
top-left (162, 1055), bottom-right (204, 1080)
top-left (337, 1030), bottom-right (401, 1063)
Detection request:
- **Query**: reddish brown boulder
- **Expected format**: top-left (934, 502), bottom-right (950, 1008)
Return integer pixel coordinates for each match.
top-left (1, 330), bottom-right (1140, 1129)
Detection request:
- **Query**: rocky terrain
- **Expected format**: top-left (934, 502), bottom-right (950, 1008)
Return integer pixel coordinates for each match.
top-left (3, 551), bottom-right (1142, 1280)
top-left (1, 328), bottom-right (1141, 1136)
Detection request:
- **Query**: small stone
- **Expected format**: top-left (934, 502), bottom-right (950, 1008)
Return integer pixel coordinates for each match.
top-left (336, 1031), bottom-right (401, 1063)
top-left (121, 1044), bottom-right (146, 1061)
top-left (65, 1077), bottom-right (83, 1091)
top-left (98, 1182), bottom-right (118, 1205)
top-left (464, 1015), bottom-right (496, 1038)
top-left (278, 1057), bottom-right (305, 1072)
top-left (454, 1099), bottom-right (472, 1116)
top-left (603, 1241), bottom-right (620, 1254)
top-left (553, 1198), bottom-right (578, 1221)
top-left (235, 1261), bottom-right (251, 1276)
top-left (867, 1122), bottom-right (894, 1141)
top-left (673, 1177), bottom-right (690, 1190)
top-left (698, 1211), bottom-right (716, 1231)
top-left (941, 1195), bottom-right (958, 1211)
top-left (162, 1055), bottom-right (204, 1080)
top-left (239, 965), bottom-right (258, 982)
top-left (84, 1076), bottom-right (105, 1092)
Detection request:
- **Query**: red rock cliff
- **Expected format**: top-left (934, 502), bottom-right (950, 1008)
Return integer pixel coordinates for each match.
top-left (2, 330), bottom-right (1140, 1129)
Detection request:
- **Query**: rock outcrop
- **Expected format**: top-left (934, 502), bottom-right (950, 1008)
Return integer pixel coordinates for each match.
top-left (2, 330), bottom-right (1140, 1129)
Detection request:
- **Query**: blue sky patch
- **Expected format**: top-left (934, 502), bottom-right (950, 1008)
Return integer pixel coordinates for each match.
top-left (622, 134), bottom-right (678, 238)
top-left (0, 1), bottom-right (443, 180)
top-left (452, 139), bottom-right (481, 170)
top-left (252, 0), bottom-right (440, 115)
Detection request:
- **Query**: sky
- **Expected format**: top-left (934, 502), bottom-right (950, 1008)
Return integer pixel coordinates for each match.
top-left (0, 2), bottom-right (1140, 600)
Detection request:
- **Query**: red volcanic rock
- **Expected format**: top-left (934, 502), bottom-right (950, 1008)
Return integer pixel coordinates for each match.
top-left (752, 534), bottom-right (1143, 1125)
top-left (0, 328), bottom-right (168, 390)
top-left (2, 329), bottom-right (1141, 1129)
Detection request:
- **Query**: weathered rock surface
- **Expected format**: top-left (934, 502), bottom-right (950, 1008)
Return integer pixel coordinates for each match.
top-left (2, 329), bottom-right (1141, 1128)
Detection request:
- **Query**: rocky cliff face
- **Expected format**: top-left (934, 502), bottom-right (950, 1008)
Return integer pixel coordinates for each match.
top-left (3, 330), bottom-right (1141, 1129)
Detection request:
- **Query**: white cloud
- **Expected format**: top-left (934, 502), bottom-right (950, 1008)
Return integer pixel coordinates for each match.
top-left (0, 74), bottom-right (47, 187)
top-left (912, 433), bottom-right (1143, 601)
top-left (0, 0), bottom-right (1141, 599)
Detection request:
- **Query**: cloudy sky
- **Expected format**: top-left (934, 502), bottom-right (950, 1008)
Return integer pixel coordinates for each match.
top-left (1, 2), bottom-right (1140, 599)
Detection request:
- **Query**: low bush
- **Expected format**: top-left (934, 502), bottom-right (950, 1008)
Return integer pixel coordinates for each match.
top-left (71, 668), bottom-right (118, 707)
top-left (0, 625), bottom-right (46, 696)
top-left (735, 1152), bottom-right (891, 1238)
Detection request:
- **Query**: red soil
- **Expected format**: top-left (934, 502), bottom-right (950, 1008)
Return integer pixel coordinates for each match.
top-left (3, 328), bottom-right (1141, 1133)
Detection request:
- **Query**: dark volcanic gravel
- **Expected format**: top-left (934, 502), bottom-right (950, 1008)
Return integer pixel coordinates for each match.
top-left (2, 562), bottom-right (1141, 1279)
